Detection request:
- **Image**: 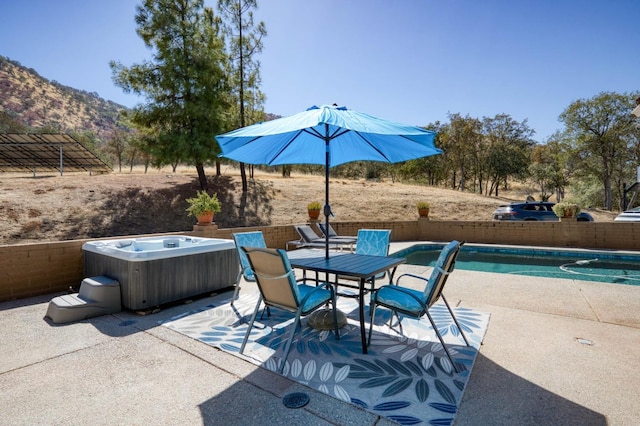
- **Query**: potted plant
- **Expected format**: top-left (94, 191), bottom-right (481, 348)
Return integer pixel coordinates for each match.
top-left (186, 190), bottom-right (222, 225)
top-left (307, 201), bottom-right (322, 220)
top-left (417, 201), bottom-right (430, 218)
top-left (552, 201), bottom-right (580, 219)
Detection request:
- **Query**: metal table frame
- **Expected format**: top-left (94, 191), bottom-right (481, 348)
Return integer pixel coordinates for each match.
top-left (287, 249), bottom-right (405, 354)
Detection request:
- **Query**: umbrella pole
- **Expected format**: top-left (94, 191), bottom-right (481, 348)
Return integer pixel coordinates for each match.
top-left (324, 127), bottom-right (330, 259)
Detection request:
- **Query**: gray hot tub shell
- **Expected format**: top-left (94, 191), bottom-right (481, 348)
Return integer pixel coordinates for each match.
top-left (82, 236), bottom-right (239, 310)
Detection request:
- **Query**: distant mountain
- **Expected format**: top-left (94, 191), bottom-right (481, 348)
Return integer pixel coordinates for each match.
top-left (0, 55), bottom-right (281, 146)
top-left (0, 55), bottom-right (126, 140)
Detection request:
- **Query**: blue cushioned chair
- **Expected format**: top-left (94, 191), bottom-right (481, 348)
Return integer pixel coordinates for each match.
top-left (356, 228), bottom-right (392, 281)
top-left (338, 229), bottom-right (392, 294)
top-left (355, 228), bottom-right (391, 257)
top-left (239, 247), bottom-right (339, 373)
top-left (368, 240), bottom-right (469, 372)
top-left (232, 231), bottom-right (266, 305)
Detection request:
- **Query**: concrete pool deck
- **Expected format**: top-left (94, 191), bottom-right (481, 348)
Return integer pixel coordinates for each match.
top-left (1, 242), bottom-right (639, 425)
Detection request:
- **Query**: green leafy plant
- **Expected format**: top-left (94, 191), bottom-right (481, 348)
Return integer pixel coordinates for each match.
top-left (307, 201), bottom-right (322, 211)
top-left (416, 201), bottom-right (430, 209)
top-left (552, 201), bottom-right (580, 218)
top-left (185, 191), bottom-right (222, 217)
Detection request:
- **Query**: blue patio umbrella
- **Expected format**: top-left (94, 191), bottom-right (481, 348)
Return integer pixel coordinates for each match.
top-left (217, 104), bottom-right (442, 258)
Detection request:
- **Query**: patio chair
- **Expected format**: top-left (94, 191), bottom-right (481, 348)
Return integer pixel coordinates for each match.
top-left (239, 247), bottom-right (340, 373)
top-left (354, 229), bottom-right (391, 258)
top-left (290, 224), bottom-right (355, 251)
top-left (231, 231), bottom-right (266, 305)
top-left (295, 224), bottom-right (324, 245)
top-left (337, 229), bottom-right (392, 293)
top-left (367, 240), bottom-right (469, 372)
top-left (317, 223), bottom-right (357, 244)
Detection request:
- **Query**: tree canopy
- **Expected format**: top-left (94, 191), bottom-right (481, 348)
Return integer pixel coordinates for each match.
top-left (560, 91), bottom-right (640, 210)
top-left (110, 0), bottom-right (231, 189)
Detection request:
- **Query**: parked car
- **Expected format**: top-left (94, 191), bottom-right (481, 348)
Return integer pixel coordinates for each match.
top-left (492, 201), bottom-right (594, 222)
top-left (614, 206), bottom-right (640, 222)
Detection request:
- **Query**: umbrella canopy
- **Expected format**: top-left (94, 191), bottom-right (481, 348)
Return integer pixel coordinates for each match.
top-left (217, 104), bottom-right (442, 258)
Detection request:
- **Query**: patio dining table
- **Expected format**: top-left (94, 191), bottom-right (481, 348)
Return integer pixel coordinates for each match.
top-left (287, 249), bottom-right (406, 354)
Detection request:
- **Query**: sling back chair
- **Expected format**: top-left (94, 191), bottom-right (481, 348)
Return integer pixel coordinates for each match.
top-left (231, 231), bottom-right (267, 306)
top-left (239, 247), bottom-right (340, 373)
top-left (336, 229), bottom-right (392, 295)
top-left (368, 240), bottom-right (469, 372)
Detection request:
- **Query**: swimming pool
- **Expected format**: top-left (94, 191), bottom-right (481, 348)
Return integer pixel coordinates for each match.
top-left (394, 244), bottom-right (640, 286)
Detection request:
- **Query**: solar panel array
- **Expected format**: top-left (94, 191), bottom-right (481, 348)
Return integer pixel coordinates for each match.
top-left (0, 133), bottom-right (112, 174)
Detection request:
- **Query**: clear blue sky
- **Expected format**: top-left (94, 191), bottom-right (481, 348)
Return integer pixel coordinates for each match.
top-left (1, 0), bottom-right (638, 141)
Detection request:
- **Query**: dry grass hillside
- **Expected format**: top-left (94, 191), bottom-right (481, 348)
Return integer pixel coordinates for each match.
top-left (0, 56), bottom-right (124, 139)
top-left (0, 166), bottom-right (617, 246)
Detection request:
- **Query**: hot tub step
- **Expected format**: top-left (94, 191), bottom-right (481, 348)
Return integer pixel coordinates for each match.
top-left (46, 276), bottom-right (122, 324)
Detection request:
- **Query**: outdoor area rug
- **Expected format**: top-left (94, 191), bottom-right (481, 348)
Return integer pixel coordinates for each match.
top-left (161, 292), bottom-right (490, 425)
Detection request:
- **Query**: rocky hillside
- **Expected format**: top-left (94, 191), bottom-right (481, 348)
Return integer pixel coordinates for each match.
top-left (0, 55), bottom-right (126, 140)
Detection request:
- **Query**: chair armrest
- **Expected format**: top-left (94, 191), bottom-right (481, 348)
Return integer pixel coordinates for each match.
top-left (395, 273), bottom-right (429, 286)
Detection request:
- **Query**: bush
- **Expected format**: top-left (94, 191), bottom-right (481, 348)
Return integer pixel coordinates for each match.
top-left (552, 201), bottom-right (580, 217)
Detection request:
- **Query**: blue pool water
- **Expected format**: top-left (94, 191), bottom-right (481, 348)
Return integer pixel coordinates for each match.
top-left (393, 244), bottom-right (640, 286)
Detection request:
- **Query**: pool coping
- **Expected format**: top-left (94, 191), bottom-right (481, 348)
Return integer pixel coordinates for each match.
top-left (391, 241), bottom-right (640, 261)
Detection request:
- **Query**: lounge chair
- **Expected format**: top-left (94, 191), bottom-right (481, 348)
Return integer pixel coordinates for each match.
top-left (288, 224), bottom-right (356, 251)
top-left (317, 223), bottom-right (357, 244)
top-left (239, 247), bottom-right (340, 373)
top-left (368, 240), bottom-right (469, 372)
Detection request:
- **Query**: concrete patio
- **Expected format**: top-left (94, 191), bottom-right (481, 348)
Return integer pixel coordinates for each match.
top-left (1, 242), bottom-right (639, 425)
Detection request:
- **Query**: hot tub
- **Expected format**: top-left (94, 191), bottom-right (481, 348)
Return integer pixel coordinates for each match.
top-left (82, 236), bottom-right (238, 310)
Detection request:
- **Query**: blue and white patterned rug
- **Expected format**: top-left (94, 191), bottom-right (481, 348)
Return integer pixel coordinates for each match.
top-left (161, 292), bottom-right (490, 425)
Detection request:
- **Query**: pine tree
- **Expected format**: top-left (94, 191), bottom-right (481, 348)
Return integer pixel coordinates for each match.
top-left (110, 0), bottom-right (231, 189)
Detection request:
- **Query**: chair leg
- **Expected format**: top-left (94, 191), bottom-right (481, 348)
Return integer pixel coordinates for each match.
top-left (426, 311), bottom-right (459, 373)
top-left (240, 295), bottom-right (263, 354)
top-left (394, 311), bottom-right (404, 334)
top-left (231, 285), bottom-right (240, 305)
top-left (258, 306), bottom-right (272, 320)
top-left (441, 294), bottom-right (470, 346)
top-left (230, 271), bottom-right (242, 306)
top-left (384, 309), bottom-right (403, 335)
top-left (280, 310), bottom-right (302, 374)
top-left (367, 301), bottom-right (377, 347)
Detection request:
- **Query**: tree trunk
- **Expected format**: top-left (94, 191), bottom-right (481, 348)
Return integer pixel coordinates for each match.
top-left (216, 159), bottom-right (221, 175)
top-left (604, 177), bottom-right (613, 210)
top-left (196, 162), bottom-right (208, 190)
top-left (458, 165), bottom-right (466, 191)
top-left (239, 186), bottom-right (247, 223)
top-left (240, 162), bottom-right (248, 193)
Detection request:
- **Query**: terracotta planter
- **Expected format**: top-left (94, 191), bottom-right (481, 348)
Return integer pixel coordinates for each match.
top-left (308, 209), bottom-right (321, 220)
top-left (418, 208), bottom-right (430, 218)
top-left (196, 211), bottom-right (214, 225)
top-left (559, 216), bottom-right (577, 222)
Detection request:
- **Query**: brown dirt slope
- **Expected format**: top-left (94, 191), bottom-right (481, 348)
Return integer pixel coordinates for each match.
top-left (0, 167), bottom-right (617, 245)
